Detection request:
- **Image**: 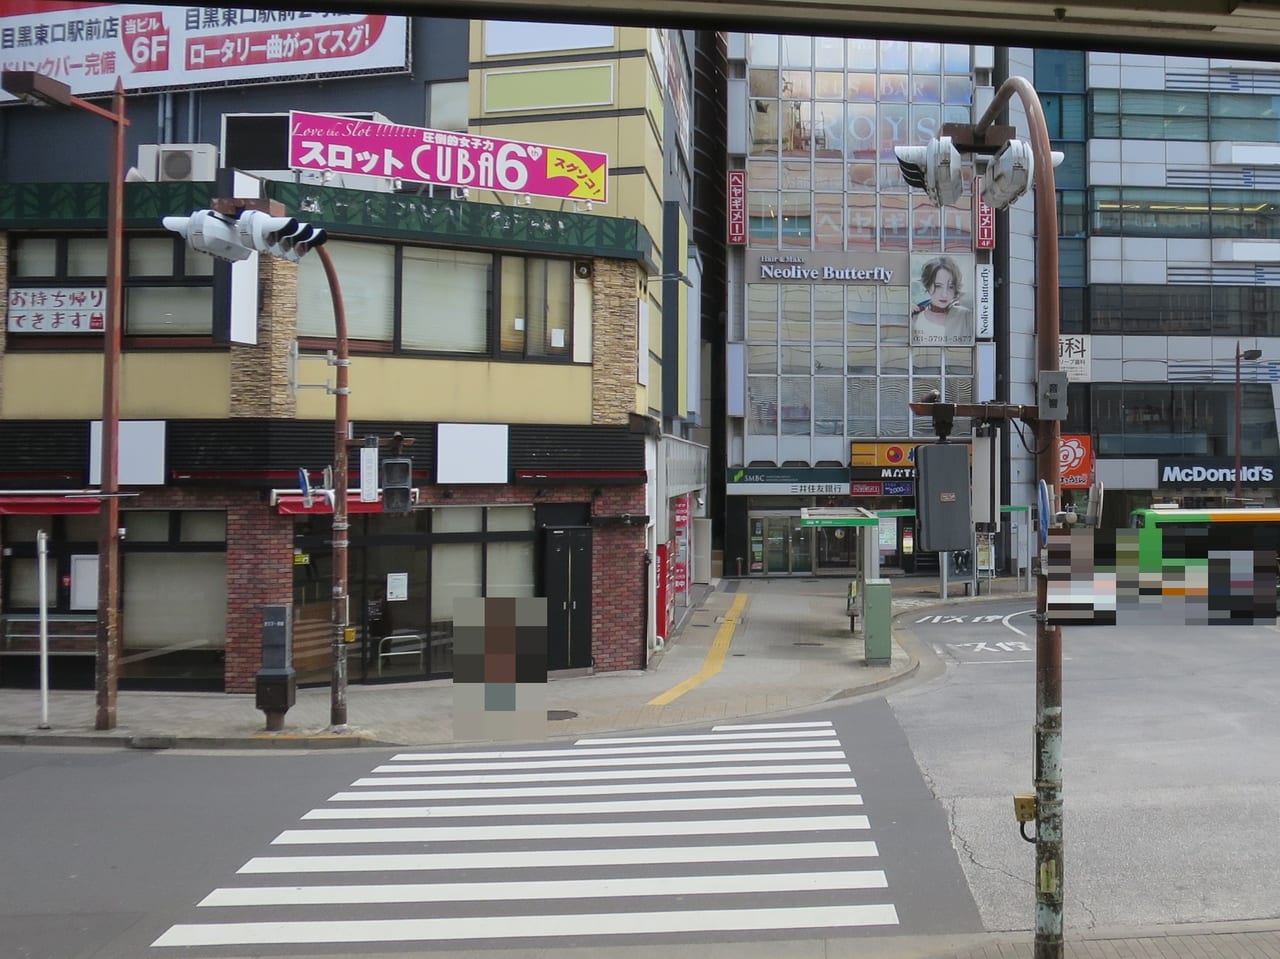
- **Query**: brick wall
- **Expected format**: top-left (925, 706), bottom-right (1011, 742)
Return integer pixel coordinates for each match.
top-left (591, 259), bottom-right (641, 426)
top-left (590, 484), bottom-right (648, 671)
top-left (230, 255), bottom-right (298, 419)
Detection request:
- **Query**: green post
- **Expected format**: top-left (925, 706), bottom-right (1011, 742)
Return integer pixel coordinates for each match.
top-left (863, 578), bottom-right (892, 666)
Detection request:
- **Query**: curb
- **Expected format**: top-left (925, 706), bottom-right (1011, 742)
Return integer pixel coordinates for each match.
top-left (0, 730), bottom-right (389, 750)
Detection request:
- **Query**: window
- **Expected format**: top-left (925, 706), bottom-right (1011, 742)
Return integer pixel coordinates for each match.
top-left (1089, 285), bottom-right (1280, 337)
top-left (8, 234), bottom-right (214, 338)
top-left (297, 238), bottom-right (395, 342)
top-left (402, 248), bottom-right (490, 353)
top-left (498, 256), bottom-right (572, 357)
top-left (297, 240), bottom-right (576, 361)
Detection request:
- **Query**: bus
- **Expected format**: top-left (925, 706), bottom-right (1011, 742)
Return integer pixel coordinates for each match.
top-left (1130, 505), bottom-right (1280, 598)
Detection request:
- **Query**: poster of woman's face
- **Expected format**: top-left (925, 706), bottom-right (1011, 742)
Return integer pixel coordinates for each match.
top-left (909, 252), bottom-right (975, 347)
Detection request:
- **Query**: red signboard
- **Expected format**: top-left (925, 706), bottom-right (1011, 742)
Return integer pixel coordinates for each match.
top-left (975, 177), bottom-right (995, 250)
top-left (1060, 434), bottom-right (1095, 488)
top-left (655, 544), bottom-right (671, 639)
top-left (727, 170), bottom-right (747, 245)
top-left (849, 481), bottom-right (883, 496)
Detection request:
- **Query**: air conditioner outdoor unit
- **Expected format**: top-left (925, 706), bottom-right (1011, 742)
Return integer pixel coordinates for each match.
top-left (137, 143), bottom-right (219, 182)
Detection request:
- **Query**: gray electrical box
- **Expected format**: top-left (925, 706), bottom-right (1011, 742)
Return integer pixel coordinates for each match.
top-left (1038, 370), bottom-right (1069, 422)
top-left (916, 443), bottom-right (973, 552)
top-left (261, 604), bottom-right (292, 670)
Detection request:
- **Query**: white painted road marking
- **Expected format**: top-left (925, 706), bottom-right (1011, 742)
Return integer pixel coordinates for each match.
top-left (238, 840), bottom-right (883, 874)
top-left (271, 814), bottom-right (871, 845)
top-left (374, 747), bottom-right (847, 772)
top-left (153, 903), bottom-right (901, 947)
top-left (327, 776), bottom-right (859, 802)
top-left (302, 792), bottom-right (863, 819)
top-left (199, 869), bottom-right (889, 907)
top-left (349, 761), bottom-right (851, 786)
top-left (154, 724), bottom-right (899, 951)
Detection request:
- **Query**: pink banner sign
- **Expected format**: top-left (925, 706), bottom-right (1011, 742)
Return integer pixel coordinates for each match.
top-left (289, 110), bottom-right (608, 203)
top-left (727, 170), bottom-right (746, 245)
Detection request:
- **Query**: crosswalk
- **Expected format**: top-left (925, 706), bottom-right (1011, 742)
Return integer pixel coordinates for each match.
top-left (152, 719), bottom-right (900, 950)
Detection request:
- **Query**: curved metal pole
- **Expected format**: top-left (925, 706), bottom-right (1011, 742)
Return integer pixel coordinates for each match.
top-left (316, 245), bottom-right (349, 730)
top-left (981, 76), bottom-right (1064, 959)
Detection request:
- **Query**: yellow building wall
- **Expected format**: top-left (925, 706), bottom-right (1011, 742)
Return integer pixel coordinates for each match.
top-left (294, 356), bottom-right (595, 424)
top-left (0, 353), bottom-right (230, 419)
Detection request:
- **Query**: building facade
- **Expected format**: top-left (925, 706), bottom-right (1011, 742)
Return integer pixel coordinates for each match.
top-left (720, 34), bottom-right (1026, 576)
top-left (1034, 49), bottom-right (1280, 521)
top-left (0, 12), bottom-right (710, 692)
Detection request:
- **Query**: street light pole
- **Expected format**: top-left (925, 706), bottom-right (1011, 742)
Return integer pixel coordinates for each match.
top-left (315, 245), bottom-right (350, 729)
top-left (975, 77), bottom-right (1064, 959)
top-left (1234, 342), bottom-right (1263, 502)
top-left (1, 71), bottom-right (130, 731)
top-left (97, 78), bottom-right (127, 731)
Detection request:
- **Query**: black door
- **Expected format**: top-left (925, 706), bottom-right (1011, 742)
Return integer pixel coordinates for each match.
top-left (543, 526), bottom-right (592, 670)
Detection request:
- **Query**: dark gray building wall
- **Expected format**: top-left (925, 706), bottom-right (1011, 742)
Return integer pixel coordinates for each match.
top-left (0, 17), bottom-right (468, 184)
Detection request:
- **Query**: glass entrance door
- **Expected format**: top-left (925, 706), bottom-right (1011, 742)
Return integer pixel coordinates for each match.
top-left (756, 514), bottom-right (813, 574)
top-left (764, 517), bottom-right (790, 573)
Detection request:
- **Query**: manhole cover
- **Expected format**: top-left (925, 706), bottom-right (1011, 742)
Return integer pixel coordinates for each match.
top-left (546, 709), bottom-right (578, 721)
top-left (793, 641), bottom-right (825, 647)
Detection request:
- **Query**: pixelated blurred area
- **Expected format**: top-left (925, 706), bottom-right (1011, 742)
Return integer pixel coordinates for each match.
top-left (452, 596), bottom-right (548, 740)
top-left (1047, 526), bottom-right (1278, 627)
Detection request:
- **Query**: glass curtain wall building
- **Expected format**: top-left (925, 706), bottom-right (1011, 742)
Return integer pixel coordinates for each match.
top-left (725, 35), bottom-right (999, 575)
top-left (1037, 49), bottom-right (1280, 520)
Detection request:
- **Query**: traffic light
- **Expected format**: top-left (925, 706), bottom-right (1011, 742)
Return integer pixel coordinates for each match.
top-left (163, 208), bottom-right (326, 263)
top-left (894, 135), bottom-right (963, 206)
top-left (980, 140), bottom-right (1065, 210)
top-left (236, 210), bottom-right (326, 262)
top-left (381, 457), bottom-right (414, 514)
top-left (161, 210), bottom-right (254, 262)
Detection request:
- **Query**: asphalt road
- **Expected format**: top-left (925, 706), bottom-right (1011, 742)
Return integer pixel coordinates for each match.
top-left (892, 598), bottom-right (1280, 932)
top-left (2, 705), bottom-right (979, 959)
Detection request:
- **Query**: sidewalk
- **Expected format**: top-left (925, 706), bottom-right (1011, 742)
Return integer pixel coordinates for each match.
top-left (0, 574), bottom-right (1020, 750)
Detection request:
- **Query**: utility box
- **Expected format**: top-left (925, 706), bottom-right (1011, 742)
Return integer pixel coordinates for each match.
top-left (916, 443), bottom-right (973, 552)
top-left (256, 603), bottom-right (296, 730)
top-left (863, 578), bottom-right (892, 666)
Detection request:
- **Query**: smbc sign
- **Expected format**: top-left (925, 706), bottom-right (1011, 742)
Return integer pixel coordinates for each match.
top-left (1157, 459), bottom-right (1276, 487)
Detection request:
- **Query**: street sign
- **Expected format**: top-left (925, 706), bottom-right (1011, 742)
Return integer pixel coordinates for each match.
top-left (799, 507), bottom-right (878, 528)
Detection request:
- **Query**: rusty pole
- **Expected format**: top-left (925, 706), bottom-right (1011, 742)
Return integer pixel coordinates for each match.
top-left (977, 77), bottom-right (1063, 958)
top-left (95, 79), bottom-right (128, 731)
top-left (316, 245), bottom-right (350, 729)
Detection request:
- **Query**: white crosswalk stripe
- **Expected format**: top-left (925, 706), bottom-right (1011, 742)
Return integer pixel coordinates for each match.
top-left (152, 719), bottom-right (901, 950)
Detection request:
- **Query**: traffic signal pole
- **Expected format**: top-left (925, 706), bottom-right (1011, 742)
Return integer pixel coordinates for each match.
top-left (979, 77), bottom-right (1064, 959)
top-left (315, 244), bottom-right (351, 730)
top-left (908, 75), bottom-right (1063, 958)
top-left (165, 199), bottom-right (346, 725)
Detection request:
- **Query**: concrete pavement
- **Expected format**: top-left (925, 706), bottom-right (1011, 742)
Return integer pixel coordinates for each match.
top-left (5, 574), bottom-right (1280, 958)
top-left (0, 573), bottom-right (976, 749)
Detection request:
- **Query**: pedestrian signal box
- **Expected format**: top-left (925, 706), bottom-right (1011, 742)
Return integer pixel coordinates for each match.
top-left (916, 443), bottom-right (973, 552)
top-left (381, 457), bottom-right (414, 514)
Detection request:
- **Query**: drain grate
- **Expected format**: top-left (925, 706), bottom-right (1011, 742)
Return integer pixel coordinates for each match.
top-left (793, 641), bottom-right (825, 647)
top-left (546, 709), bottom-right (578, 721)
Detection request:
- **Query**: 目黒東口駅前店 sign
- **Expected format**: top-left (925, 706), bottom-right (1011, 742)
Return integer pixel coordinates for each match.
top-left (0, 4), bottom-right (409, 97)
top-left (289, 111), bottom-right (607, 204)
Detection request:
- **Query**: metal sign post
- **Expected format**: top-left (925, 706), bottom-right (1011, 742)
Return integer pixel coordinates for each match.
top-left (36, 530), bottom-right (50, 730)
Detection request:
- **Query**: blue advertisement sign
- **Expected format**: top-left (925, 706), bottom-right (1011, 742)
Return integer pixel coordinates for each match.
top-left (884, 480), bottom-right (915, 497)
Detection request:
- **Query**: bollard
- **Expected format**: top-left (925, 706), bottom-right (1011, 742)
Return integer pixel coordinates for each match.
top-left (862, 578), bottom-right (892, 666)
